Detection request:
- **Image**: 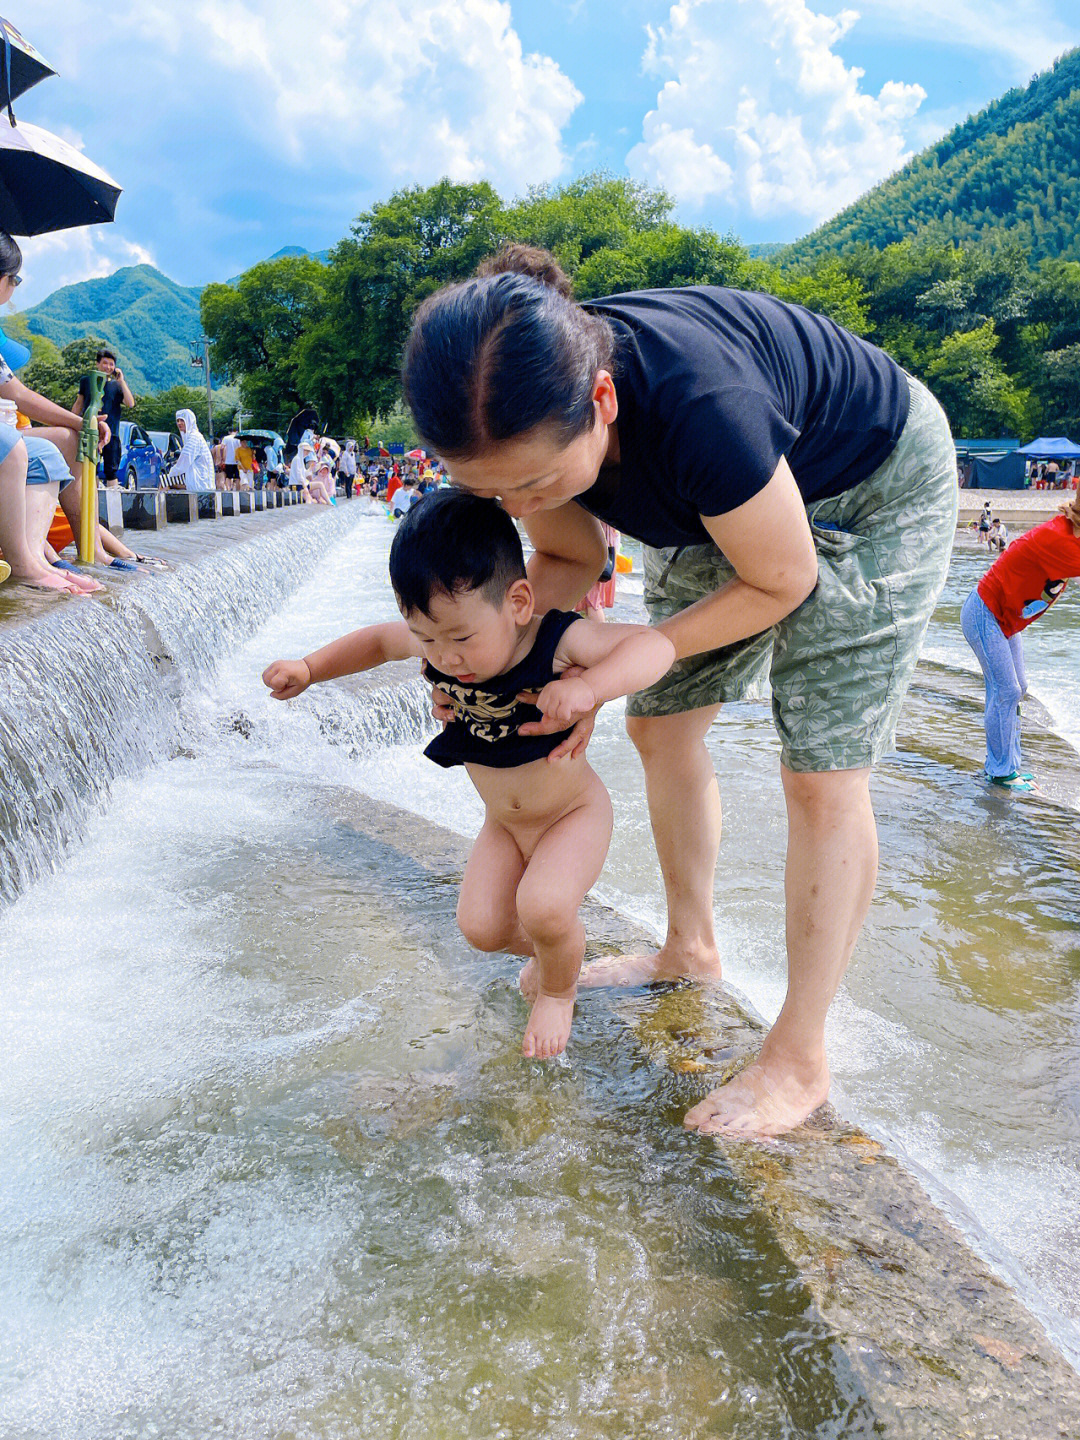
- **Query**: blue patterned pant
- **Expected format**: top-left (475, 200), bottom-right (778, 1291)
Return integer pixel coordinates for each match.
top-left (960, 589), bottom-right (1028, 778)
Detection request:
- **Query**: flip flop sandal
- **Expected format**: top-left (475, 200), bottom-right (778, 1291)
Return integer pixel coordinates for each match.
top-left (51, 558), bottom-right (79, 573)
top-left (108, 558), bottom-right (138, 573)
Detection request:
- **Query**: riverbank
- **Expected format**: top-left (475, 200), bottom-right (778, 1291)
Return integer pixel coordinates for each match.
top-left (956, 486), bottom-right (1070, 534)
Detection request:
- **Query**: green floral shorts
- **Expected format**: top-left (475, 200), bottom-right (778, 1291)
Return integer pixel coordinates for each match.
top-left (626, 375), bottom-right (959, 772)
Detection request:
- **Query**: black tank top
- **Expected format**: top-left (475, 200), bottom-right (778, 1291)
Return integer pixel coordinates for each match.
top-left (423, 610), bottom-right (580, 769)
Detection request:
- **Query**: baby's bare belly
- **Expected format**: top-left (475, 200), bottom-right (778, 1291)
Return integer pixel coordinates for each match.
top-left (466, 752), bottom-right (599, 838)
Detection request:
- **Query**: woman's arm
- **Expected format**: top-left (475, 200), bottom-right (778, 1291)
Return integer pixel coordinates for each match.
top-left (521, 504), bottom-right (608, 612)
top-left (660, 457), bottom-right (818, 661)
top-left (1, 376), bottom-right (111, 443)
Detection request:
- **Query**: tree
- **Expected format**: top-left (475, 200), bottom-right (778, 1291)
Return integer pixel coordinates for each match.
top-left (924, 322), bottom-right (1036, 437)
top-left (201, 255), bottom-right (327, 422)
top-left (129, 385), bottom-right (238, 435)
top-left (301, 180), bottom-right (501, 427)
top-left (766, 257), bottom-right (870, 334)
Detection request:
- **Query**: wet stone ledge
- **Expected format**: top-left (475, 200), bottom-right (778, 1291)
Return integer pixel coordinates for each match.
top-left (316, 727), bottom-right (1080, 1440)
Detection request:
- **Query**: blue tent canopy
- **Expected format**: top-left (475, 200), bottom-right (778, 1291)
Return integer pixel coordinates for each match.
top-left (1015, 436), bottom-right (1080, 457)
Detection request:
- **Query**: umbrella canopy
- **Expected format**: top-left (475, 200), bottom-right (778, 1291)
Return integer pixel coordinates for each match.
top-left (1015, 436), bottom-right (1080, 458)
top-left (0, 18), bottom-right (55, 111)
top-left (405, 447), bottom-right (427, 459)
top-left (0, 119), bottom-right (121, 236)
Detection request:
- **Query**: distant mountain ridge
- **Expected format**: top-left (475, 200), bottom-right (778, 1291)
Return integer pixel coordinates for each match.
top-left (20, 246), bottom-right (331, 393)
top-left (785, 47), bottom-right (1080, 266)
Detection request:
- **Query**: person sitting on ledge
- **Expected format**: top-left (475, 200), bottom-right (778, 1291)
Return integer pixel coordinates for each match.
top-left (0, 233), bottom-right (146, 579)
top-left (307, 460), bottom-right (335, 506)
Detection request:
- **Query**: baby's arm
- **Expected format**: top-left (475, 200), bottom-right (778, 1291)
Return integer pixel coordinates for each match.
top-left (262, 621), bottom-right (421, 700)
top-left (533, 620), bottom-right (676, 725)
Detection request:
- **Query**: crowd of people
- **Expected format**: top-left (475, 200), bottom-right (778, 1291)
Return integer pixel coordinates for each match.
top-left (0, 235), bottom-right (162, 591)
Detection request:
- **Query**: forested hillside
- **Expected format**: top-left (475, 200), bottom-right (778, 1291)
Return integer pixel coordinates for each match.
top-left (20, 265), bottom-right (204, 393)
top-left (198, 173), bottom-right (1080, 441)
top-left (786, 48), bottom-right (1080, 266)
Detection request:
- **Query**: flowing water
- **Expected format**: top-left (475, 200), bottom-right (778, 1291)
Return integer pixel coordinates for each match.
top-left (1, 505), bottom-right (1078, 1437)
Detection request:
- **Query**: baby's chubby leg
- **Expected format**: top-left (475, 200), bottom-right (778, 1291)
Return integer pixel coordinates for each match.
top-left (456, 818), bottom-right (533, 957)
top-left (516, 777), bottom-right (614, 1059)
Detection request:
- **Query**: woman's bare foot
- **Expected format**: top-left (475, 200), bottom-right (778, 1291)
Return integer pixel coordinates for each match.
top-left (64, 570), bottom-right (105, 594)
top-left (577, 944), bottom-right (723, 989)
top-left (682, 1052), bottom-right (831, 1139)
top-left (522, 993), bottom-right (575, 1059)
top-left (10, 564), bottom-right (85, 594)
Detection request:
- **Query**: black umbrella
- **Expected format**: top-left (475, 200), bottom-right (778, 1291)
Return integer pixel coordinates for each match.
top-left (0, 119), bottom-right (121, 235)
top-left (0, 18), bottom-right (55, 117)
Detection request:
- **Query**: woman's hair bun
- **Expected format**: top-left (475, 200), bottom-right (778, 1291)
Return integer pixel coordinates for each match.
top-left (476, 244), bottom-right (573, 298)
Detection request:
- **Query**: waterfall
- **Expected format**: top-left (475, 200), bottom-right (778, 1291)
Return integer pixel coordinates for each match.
top-left (0, 507), bottom-right (362, 904)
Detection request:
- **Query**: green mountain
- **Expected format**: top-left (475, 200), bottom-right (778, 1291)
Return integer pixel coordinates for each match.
top-left (785, 47), bottom-right (1080, 266)
top-left (226, 246), bottom-right (331, 284)
top-left (20, 264), bottom-right (204, 394)
top-left (20, 247), bottom-right (332, 395)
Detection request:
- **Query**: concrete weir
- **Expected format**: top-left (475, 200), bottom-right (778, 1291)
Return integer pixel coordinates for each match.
top-left (332, 785), bottom-right (1080, 1439)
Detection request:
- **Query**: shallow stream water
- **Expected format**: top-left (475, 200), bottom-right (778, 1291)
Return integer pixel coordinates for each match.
top-left (1, 506), bottom-right (1077, 1436)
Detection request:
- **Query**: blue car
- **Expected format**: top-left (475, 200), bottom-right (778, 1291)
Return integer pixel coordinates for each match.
top-left (98, 421), bottom-right (164, 489)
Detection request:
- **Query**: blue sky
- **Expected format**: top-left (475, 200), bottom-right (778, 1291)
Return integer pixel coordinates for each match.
top-left (13, 0), bottom-right (1080, 307)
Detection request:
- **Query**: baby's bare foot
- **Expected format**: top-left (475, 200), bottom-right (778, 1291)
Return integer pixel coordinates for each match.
top-left (522, 993), bottom-right (574, 1060)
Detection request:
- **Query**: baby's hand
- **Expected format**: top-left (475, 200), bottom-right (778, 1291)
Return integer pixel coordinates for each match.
top-left (532, 675), bottom-right (597, 726)
top-left (262, 657), bottom-right (311, 700)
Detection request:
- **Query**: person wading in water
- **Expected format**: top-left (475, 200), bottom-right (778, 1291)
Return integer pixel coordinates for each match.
top-left (401, 244), bottom-right (958, 1138)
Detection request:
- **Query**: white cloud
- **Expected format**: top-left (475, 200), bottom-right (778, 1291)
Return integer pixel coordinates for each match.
top-left (628, 0), bottom-right (927, 222)
top-left (120, 0), bottom-right (581, 189)
top-left (852, 0), bottom-right (1074, 75)
top-left (14, 0), bottom-right (582, 301)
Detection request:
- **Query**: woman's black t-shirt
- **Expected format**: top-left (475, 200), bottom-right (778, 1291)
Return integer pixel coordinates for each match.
top-left (578, 287), bottom-right (910, 548)
top-left (423, 610), bottom-right (579, 770)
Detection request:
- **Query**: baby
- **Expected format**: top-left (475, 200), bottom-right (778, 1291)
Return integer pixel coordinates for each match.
top-left (263, 489), bottom-right (674, 1058)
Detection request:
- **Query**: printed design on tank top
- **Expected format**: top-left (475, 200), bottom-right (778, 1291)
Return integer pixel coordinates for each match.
top-left (423, 667), bottom-right (524, 744)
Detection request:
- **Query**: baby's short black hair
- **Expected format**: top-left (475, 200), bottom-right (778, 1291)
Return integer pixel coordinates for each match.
top-left (388, 488), bottom-right (526, 617)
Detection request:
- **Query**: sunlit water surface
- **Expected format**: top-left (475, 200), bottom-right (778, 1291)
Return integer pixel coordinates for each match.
top-left (2, 508), bottom-right (1078, 1436)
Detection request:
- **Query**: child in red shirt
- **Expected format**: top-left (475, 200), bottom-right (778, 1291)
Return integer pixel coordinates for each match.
top-left (961, 500), bottom-right (1080, 787)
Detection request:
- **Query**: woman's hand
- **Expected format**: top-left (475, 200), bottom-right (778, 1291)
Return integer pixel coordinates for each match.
top-left (262, 657), bottom-right (312, 700)
top-left (430, 684), bottom-right (457, 727)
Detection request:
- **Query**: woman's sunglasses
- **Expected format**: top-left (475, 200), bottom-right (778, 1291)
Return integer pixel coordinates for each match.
top-left (3, 273), bottom-right (20, 287)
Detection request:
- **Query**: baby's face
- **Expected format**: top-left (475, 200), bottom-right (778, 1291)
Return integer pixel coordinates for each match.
top-left (402, 585), bottom-right (529, 684)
